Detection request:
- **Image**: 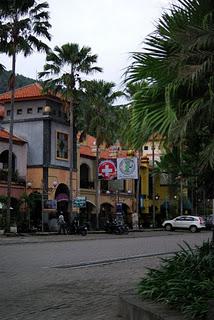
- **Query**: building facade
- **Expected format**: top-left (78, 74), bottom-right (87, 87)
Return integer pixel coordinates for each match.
top-left (0, 83), bottom-right (135, 231)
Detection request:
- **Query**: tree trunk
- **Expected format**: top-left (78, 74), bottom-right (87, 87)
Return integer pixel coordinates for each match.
top-left (6, 52), bottom-right (16, 233)
top-left (69, 98), bottom-right (74, 222)
top-left (95, 143), bottom-right (100, 229)
top-left (152, 137), bottom-right (156, 228)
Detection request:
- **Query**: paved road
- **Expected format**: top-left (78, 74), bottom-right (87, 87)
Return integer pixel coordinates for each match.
top-left (0, 231), bottom-right (212, 320)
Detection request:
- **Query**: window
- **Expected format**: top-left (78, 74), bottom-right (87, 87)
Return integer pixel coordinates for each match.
top-left (37, 107), bottom-right (43, 113)
top-left (144, 146), bottom-right (148, 150)
top-left (17, 109), bottom-right (22, 115)
top-left (27, 108), bottom-right (33, 114)
top-left (7, 110), bottom-right (11, 116)
top-left (80, 163), bottom-right (90, 188)
top-left (56, 131), bottom-right (68, 160)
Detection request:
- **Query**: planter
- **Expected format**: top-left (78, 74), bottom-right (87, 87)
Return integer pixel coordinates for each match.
top-left (118, 291), bottom-right (185, 320)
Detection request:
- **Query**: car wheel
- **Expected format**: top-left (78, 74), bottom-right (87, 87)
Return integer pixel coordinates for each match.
top-left (165, 224), bottom-right (173, 231)
top-left (190, 225), bottom-right (197, 233)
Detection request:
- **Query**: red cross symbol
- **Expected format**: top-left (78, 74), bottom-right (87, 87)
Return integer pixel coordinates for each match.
top-left (98, 160), bottom-right (116, 180)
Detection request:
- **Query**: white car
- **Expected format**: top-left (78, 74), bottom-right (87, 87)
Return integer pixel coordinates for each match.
top-left (162, 215), bottom-right (205, 233)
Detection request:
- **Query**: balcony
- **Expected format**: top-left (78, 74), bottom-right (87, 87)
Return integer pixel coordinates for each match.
top-left (0, 169), bottom-right (26, 185)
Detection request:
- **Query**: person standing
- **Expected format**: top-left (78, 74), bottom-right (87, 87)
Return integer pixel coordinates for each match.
top-left (58, 212), bottom-right (66, 235)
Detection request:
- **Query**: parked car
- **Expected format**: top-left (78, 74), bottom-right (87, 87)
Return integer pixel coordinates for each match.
top-left (162, 215), bottom-right (205, 233)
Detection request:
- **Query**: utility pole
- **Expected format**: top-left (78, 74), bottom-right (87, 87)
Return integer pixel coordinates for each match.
top-left (95, 142), bottom-right (100, 229)
top-left (179, 141), bottom-right (183, 215)
top-left (136, 150), bottom-right (141, 228)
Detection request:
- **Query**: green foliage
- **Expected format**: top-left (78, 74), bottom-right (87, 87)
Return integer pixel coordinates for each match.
top-left (0, 69), bottom-right (35, 94)
top-left (79, 79), bottom-right (124, 147)
top-left (125, 0), bottom-right (214, 170)
top-left (138, 241), bottom-right (214, 319)
top-left (39, 43), bottom-right (102, 97)
top-left (0, 0), bottom-right (51, 58)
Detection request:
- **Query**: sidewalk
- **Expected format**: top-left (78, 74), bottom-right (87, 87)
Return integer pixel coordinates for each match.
top-left (0, 228), bottom-right (163, 245)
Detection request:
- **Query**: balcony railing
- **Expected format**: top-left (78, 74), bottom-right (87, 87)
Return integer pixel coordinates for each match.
top-left (0, 169), bottom-right (26, 185)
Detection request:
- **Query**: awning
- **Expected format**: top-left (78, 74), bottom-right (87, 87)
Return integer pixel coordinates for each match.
top-left (55, 193), bottom-right (69, 202)
top-left (86, 200), bottom-right (96, 207)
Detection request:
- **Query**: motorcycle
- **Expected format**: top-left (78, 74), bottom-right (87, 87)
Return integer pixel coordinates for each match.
top-left (104, 220), bottom-right (129, 235)
top-left (66, 219), bottom-right (88, 236)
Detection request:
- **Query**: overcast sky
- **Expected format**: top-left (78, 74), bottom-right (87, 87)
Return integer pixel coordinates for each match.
top-left (1, 0), bottom-right (172, 90)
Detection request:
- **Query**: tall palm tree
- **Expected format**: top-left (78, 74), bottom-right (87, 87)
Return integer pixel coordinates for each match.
top-left (39, 43), bottom-right (102, 219)
top-left (79, 79), bottom-right (124, 229)
top-left (0, 0), bottom-right (51, 232)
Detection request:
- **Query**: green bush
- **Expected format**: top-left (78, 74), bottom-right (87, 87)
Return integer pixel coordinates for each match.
top-left (138, 241), bottom-right (214, 319)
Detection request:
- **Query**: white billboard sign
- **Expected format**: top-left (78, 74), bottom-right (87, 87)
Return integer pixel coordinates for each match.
top-left (117, 157), bottom-right (138, 180)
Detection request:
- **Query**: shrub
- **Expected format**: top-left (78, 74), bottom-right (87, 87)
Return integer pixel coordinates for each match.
top-left (138, 241), bottom-right (214, 319)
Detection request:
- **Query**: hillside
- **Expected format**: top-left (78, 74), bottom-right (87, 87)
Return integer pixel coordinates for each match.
top-left (0, 70), bottom-right (36, 94)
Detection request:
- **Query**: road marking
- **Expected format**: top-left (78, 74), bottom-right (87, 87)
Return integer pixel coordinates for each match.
top-left (44, 251), bottom-right (176, 270)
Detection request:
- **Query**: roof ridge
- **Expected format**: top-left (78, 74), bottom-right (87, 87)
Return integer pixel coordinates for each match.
top-left (0, 81), bottom-right (39, 96)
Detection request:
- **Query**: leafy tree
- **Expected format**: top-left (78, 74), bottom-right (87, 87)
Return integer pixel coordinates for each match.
top-left (39, 43), bottom-right (102, 218)
top-left (126, 0), bottom-right (214, 153)
top-left (0, 0), bottom-right (51, 232)
top-left (125, 0), bottom-right (214, 204)
top-left (79, 79), bottom-right (124, 228)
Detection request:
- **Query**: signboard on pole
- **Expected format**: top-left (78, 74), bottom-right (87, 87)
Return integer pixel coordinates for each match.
top-left (98, 159), bottom-right (117, 180)
top-left (117, 157), bottom-right (138, 180)
top-left (73, 197), bottom-right (86, 208)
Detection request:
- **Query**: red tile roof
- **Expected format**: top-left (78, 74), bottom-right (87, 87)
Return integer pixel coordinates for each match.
top-left (0, 82), bottom-right (59, 102)
top-left (0, 128), bottom-right (26, 144)
top-left (79, 134), bottom-right (130, 159)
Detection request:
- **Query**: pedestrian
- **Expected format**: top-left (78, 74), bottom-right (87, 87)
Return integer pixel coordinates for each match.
top-left (58, 212), bottom-right (66, 235)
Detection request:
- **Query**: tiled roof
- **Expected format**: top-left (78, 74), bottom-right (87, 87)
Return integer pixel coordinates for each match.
top-left (0, 82), bottom-right (58, 102)
top-left (79, 134), bottom-right (130, 159)
top-left (0, 128), bottom-right (26, 144)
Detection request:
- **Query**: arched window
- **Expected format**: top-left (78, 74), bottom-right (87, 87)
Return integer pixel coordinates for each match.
top-left (0, 150), bottom-right (16, 174)
top-left (80, 163), bottom-right (90, 189)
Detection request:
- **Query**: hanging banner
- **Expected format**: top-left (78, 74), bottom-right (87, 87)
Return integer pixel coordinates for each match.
top-left (98, 159), bottom-right (117, 180)
top-left (117, 157), bottom-right (138, 180)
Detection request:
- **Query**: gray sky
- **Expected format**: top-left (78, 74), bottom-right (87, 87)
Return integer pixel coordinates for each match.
top-left (1, 0), bottom-right (172, 90)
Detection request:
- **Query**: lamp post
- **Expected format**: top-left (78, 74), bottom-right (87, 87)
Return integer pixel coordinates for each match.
top-left (173, 195), bottom-right (177, 215)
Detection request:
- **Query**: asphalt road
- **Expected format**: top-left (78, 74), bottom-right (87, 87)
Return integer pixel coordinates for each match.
top-left (0, 231), bottom-right (212, 320)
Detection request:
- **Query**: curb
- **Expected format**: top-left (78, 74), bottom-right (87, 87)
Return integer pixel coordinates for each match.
top-left (118, 291), bottom-right (185, 320)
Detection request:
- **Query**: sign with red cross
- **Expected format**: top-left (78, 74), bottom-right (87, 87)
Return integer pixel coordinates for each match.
top-left (98, 159), bottom-right (117, 180)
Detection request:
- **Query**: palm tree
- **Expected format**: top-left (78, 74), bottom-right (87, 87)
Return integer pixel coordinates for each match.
top-left (0, 0), bottom-right (51, 232)
top-left (39, 43), bottom-right (102, 220)
top-left (126, 0), bottom-right (214, 165)
top-left (125, 0), bottom-right (214, 221)
top-left (79, 79), bottom-right (124, 229)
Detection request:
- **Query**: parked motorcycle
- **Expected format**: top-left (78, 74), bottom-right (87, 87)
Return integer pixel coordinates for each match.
top-left (104, 220), bottom-right (129, 235)
top-left (66, 219), bottom-right (88, 236)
